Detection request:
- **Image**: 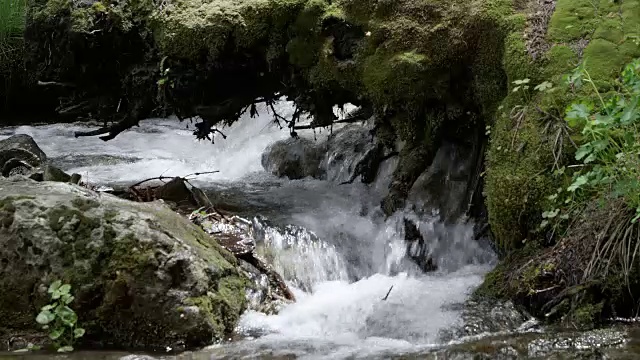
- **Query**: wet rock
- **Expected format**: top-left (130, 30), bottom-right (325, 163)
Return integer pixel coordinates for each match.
top-left (0, 134), bottom-right (47, 177)
top-left (190, 211), bottom-right (295, 313)
top-left (322, 124), bottom-right (383, 184)
top-left (407, 141), bottom-right (476, 222)
top-left (0, 178), bottom-right (247, 351)
top-left (42, 164), bottom-right (72, 182)
top-left (70, 173), bottom-right (82, 184)
top-left (527, 328), bottom-right (626, 358)
top-left (261, 137), bottom-right (325, 180)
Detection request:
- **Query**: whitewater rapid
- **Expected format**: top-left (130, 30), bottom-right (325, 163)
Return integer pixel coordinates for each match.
top-left (0, 102), bottom-right (496, 359)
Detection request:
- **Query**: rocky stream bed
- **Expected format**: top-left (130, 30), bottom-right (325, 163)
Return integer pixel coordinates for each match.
top-left (0, 104), bottom-right (639, 359)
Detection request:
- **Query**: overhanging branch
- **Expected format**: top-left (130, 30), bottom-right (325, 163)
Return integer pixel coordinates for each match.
top-left (74, 116), bottom-right (140, 141)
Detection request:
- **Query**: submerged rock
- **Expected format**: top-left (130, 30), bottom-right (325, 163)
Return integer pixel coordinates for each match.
top-left (0, 177), bottom-right (248, 351)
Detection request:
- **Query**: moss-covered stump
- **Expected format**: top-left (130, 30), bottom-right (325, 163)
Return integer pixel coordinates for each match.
top-left (0, 177), bottom-right (247, 351)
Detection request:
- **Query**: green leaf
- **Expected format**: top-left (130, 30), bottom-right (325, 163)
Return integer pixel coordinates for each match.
top-left (575, 145), bottom-right (592, 161)
top-left (49, 327), bottom-right (64, 340)
top-left (62, 293), bottom-right (75, 305)
top-left (58, 284), bottom-right (71, 295)
top-left (48, 280), bottom-right (62, 294)
top-left (568, 175), bottom-right (589, 192)
top-left (620, 96), bottom-right (639, 124)
top-left (57, 346), bottom-right (74, 353)
top-left (41, 304), bottom-right (55, 311)
top-left (56, 306), bottom-right (78, 326)
top-left (534, 81), bottom-right (554, 92)
top-left (74, 328), bottom-right (86, 338)
top-left (567, 103), bottom-right (592, 120)
top-left (593, 113), bottom-right (613, 125)
top-left (36, 310), bottom-right (55, 325)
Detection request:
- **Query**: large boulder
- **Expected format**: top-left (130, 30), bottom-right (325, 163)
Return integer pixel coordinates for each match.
top-left (261, 137), bottom-right (325, 180)
top-left (0, 134), bottom-right (47, 177)
top-left (0, 177), bottom-right (248, 351)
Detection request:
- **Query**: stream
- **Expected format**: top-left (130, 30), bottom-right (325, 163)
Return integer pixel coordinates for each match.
top-left (0, 103), bottom-right (637, 359)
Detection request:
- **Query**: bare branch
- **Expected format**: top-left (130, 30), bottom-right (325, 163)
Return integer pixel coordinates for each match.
top-left (74, 117), bottom-right (139, 141)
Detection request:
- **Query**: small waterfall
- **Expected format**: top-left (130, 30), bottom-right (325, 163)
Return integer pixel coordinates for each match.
top-left (251, 216), bottom-right (350, 292)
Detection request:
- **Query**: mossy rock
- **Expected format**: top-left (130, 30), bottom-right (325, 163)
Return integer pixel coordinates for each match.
top-left (484, 0), bottom-right (640, 252)
top-left (0, 178), bottom-right (247, 351)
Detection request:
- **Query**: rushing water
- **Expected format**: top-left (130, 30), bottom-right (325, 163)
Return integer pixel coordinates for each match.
top-left (1, 103), bottom-right (503, 359)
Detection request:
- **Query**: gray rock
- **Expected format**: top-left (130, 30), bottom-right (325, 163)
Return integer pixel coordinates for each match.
top-left (321, 124), bottom-right (379, 183)
top-left (42, 164), bottom-right (72, 182)
top-left (0, 134), bottom-right (47, 177)
top-left (0, 178), bottom-right (248, 351)
top-left (70, 173), bottom-right (82, 184)
top-left (261, 137), bottom-right (324, 180)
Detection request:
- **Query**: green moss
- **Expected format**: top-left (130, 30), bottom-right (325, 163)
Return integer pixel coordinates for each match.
top-left (542, 45), bottom-right (579, 80)
top-left (71, 197), bottom-right (100, 212)
top-left (0, 196), bottom-right (23, 228)
top-left (362, 50), bottom-right (429, 105)
top-left (547, 0), bottom-right (601, 43)
top-left (485, 103), bottom-right (553, 251)
top-left (153, 0), bottom-right (307, 60)
top-left (571, 302), bottom-right (603, 328)
top-left (475, 242), bottom-right (541, 299)
top-left (185, 276), bottom-right (247, 336)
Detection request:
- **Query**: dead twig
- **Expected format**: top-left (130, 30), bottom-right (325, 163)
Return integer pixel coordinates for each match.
top-left (382, 285), bottom-right (394, 301)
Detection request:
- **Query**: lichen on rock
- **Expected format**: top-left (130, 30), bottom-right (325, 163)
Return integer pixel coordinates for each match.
top-left (0, 177), bottom-right (247, 351)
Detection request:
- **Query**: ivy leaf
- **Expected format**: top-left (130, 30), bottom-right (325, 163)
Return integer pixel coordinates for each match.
top-left (49, 328), bottom-right (64, 340)
top-left (36, 310), bottom-right (56, 325)
top-left (55, 306), bottom-right (78, 327)
top-left (74, 328), bottom-right (86, 338)
top-left (57, 346), bottom-right (74, 353)
top-left (36, 310), bottom-right (55, 325)
top-left (41, 304), bottom-right (55, 312)
top-left (48, 280), bottom-right (62, 294)
top-left (63, 294), bottom-right (75, 305)
top-left (58, 284), bottom-right (71, 296)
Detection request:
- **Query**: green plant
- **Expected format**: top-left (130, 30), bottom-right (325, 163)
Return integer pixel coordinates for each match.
top-left (35, 280), bottom-right (85, 353)
top-left (0, 0), bottom-right (26, 38)
top-left (541, 59), bottom-right (640, 228)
